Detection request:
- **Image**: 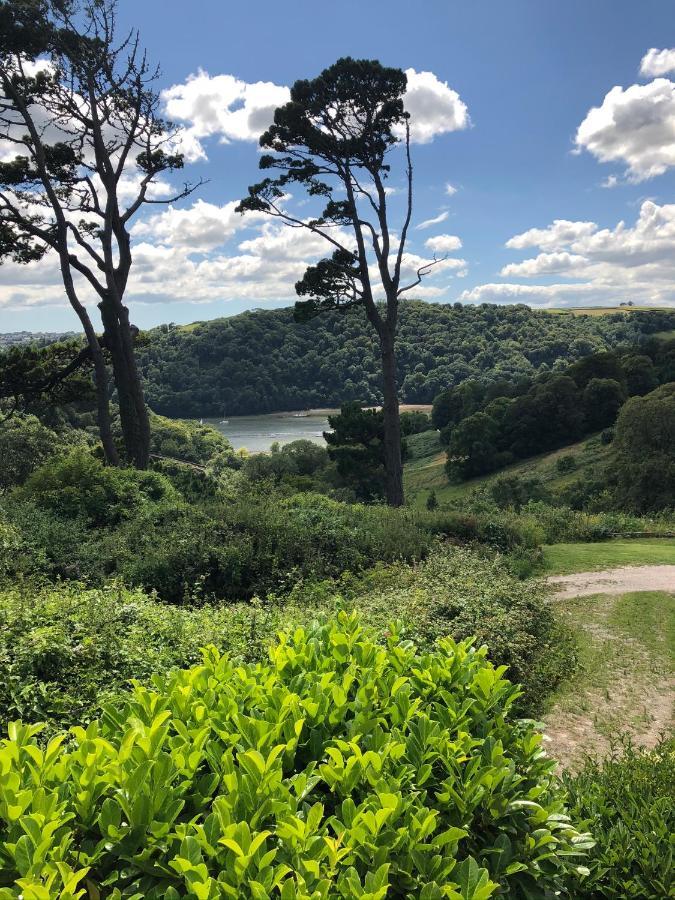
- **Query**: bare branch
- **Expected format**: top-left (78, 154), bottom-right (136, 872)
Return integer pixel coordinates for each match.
top-left (397, 255), bottom-right (446, 297)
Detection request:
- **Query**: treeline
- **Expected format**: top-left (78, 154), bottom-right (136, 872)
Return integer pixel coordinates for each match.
top-left (137, 302), bottom-right (675, 416)
top-left (432, 338), bottom-right (675, 483)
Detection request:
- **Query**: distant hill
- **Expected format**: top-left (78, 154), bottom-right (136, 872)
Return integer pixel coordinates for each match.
top-left (136, 301), bottom-right (675, 417)
top-left (0, 330), bottom-right (75, 350)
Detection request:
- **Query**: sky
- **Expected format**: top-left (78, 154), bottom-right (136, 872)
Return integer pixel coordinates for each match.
top-left (2, 0), bottom-right (675, 332)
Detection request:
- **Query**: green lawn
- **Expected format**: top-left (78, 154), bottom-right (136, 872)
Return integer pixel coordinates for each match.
top-left (542, 539), bottom-right (675, 575)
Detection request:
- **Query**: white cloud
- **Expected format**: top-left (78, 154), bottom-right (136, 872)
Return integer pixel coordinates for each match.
top-left (400, 69), bottom-right (470, 143)
top-left (415, 211), bottom-right (449, 230)
top-left (640, 48), bottom-right (675, 78)
top-left (424, 233), bottom-right (462, 253)
top-left (501, 251), bottom-right (587, 278)
top-left (161, 70), bottom-right (290, 161)
top-left (162, 66), bottom-right (468, 162)
top-left (601, 174), bottom-right (620, 189)
top-left (445, 182), bottom-right (458, 196)
top-left (506, 219), bottom-right (597, 251)
top-left (1, 190), bottom-right (469, 311)
top-left (575, 78), bottom-right (675, 180)
top-left (463, 200), bottom-right (675, 307)
top-left (238, 221), bottom-right (354, 260)
top-left (131, 199), bottom-right (266, 252)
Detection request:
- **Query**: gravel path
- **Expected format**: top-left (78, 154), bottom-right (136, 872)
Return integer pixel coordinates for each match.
top-left (547, 564), bottom-right (675, 599)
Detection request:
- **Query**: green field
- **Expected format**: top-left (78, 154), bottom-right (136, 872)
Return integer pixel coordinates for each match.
top-left (404, 429), bottom-right (612, 508)
top-left (542, 539), bottom-right (675, 575)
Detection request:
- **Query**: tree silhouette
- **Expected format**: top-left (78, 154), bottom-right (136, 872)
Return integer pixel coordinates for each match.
top-left (238, 58), bottom-right (442, 505)
top-left (0, 0), bottom-right (202, 466)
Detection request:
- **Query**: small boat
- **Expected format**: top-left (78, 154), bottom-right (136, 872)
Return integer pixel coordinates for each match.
top-left (293, 412), bottom-right (310, 418)
top-left (219, 420), bottom-right (229, 425)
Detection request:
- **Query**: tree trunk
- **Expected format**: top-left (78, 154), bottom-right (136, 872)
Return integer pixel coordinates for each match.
top-left (99, 299), bottom-right (150, 469)
top-left (89, 336), bottom-right (119, 467)
top-left (60, 260), bottom-right (119, 466)
top-left (117, 301), bottom-right (151, 468)
top-left (379, 329), bottom-right (404, 507)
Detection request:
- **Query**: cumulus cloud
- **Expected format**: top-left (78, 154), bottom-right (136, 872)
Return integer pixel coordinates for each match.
top-left (131, 199), bottom-right (267, 252)
top-left (161, 70), bottom-right (290, 160)
top-left (506, 219), bottom-right (597, 251)
top-left (1, 190), bottom-right (469, 311)
top-left (424, 233), bottom-right (462, 253)
top-left (238, 222), bottom-right (355, 260)
top-left (400, 69), bottom-right (470, 143)
top-left (501, 251), bottom-right (587, 278)
top-left (162, 66), bottom-right (469, 159)
top-left (575, 78), bottom-right (675, 180)
top-left (445, 182), bottom-right (458, 196)
top-left (415, 211), bottom-right (449, 230)
top-left (462, 200), bottom-right (675, 308)
top-left (640, 48), bottom-right (675, 78)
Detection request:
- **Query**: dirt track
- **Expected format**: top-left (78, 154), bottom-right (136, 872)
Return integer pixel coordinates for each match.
top-left (547, 565), bottom-right (675, 599)
top-left (543, 565), bottom-right (674, 769)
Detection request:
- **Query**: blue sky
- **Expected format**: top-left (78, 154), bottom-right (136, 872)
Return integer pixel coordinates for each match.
top-left (2, 0), bottom-right (675, 331)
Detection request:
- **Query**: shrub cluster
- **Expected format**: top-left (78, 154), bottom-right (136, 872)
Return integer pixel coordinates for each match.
top-left (563, 739), bottom-right (674, 898)
top-left (0, 614), bottom-right (592, 899)
top-left (3, 449), bottom-right (436, 600)
top-left (3, 446), bottom-right (554, 602)
top-left (330, 548), bottom-right (574, 715)
top-left (0, 546), bottom-right (573, 730)
top-left (0, 581), bottom-right (255, 731)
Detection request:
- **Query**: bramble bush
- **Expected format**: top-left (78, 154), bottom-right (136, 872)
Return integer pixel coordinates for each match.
top-left (0, 613), bottom-right (592, 899)
top-left (562, 739), bottom-right (674, 898)
top-left (0, 546), bottom-right (573, 731)
top-left (0, 581), bottom-right (258, 731)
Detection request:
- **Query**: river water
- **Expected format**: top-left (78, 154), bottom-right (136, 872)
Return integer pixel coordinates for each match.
top-left (201, 412), bottom-right (332, 453)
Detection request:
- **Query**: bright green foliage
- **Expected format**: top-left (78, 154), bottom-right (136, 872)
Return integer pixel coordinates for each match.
top-left (563, 740), bottom-right (674, 898)
top-left (323, 548), bottom-right (574, 716)
top-left (0, 614), bottom-right (592, 899)
top-left (0, 581), bottom-right (258, 730)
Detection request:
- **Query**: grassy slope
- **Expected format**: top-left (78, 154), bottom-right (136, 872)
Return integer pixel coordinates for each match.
top-left (544, 590), bottom-right (674, 769)
top-left (542, 539), bottom-right (675, 575)
top-left (404, 429), bottom-right (612, 509)
top-left (544, 306), bottom-right (667, 316)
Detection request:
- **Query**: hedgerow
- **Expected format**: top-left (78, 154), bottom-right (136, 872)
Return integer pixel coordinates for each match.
top-left (0, 613), bottom-right (592, 899)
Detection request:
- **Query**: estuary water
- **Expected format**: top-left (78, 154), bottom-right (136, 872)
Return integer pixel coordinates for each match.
top-left (200, 412), bottom-right (332, 453)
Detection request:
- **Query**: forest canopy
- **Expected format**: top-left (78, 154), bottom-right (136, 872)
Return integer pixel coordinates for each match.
top-left (136, 302), bottom-right (674, 417)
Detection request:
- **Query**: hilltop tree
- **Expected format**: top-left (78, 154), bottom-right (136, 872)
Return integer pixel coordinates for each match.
top-left (582, 377), bottom-right (626, 431)
top-left (0, 0), bottom-right (200, 466)
top-left (238, 58), bottom-right (442, 506)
